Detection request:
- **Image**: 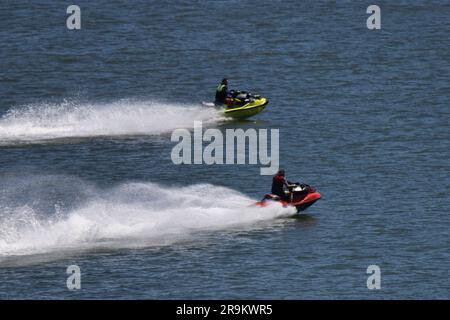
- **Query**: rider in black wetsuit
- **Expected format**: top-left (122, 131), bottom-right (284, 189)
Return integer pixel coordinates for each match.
top-left (271, 169), bottom-right (294, 201)
top-left (214, 78), bottom-right (229, 105)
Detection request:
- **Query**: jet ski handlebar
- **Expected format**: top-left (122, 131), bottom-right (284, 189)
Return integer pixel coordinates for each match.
top-left (287, 183), bottom-right (315, 193)
top-left (229, 89), bottom-right (260, 99)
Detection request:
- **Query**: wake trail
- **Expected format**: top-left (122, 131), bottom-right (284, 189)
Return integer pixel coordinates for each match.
top-left (0, 177), bottom-right (296, 259)
top-left (0, 99), bottom-right (224, 145)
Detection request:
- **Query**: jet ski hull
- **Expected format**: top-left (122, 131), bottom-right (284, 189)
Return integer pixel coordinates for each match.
top-left (292, 191), bottom-right (321, 212)
top-left (255, 185), bottom-right (321, 213)
top-left (224, 98), bottom-right (268, 119)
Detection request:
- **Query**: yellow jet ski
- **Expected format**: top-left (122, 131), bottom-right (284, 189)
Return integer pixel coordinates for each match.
top-left (223, 90), bottom-right (269, 119)
top-left (203, 90), bottom-right (269, 119)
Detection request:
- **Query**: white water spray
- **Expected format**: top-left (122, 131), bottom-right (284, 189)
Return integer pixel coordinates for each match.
top-left (0, 180), bottom-right (295, 258)
top-left (0, 99), bottom-right (223, 145)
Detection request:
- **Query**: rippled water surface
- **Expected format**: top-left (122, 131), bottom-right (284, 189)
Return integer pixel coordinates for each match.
top-left (0, 1), bottom-right (449, 299)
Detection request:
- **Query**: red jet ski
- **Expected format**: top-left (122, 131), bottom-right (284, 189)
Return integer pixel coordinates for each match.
top-left (255, 183), bottom-right (321, 213)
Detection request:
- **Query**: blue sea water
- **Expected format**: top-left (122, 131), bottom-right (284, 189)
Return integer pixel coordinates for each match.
top-left (0, 1), bottom-right (449, 299)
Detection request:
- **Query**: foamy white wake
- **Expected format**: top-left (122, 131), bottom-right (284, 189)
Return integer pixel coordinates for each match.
top-left (0, 99), bottom-right (223, 144)
top-left (0, 181), bottom-right (295, 258)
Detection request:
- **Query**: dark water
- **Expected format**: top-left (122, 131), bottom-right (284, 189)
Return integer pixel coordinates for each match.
top-left (0, 1), bottom-right (449, 299)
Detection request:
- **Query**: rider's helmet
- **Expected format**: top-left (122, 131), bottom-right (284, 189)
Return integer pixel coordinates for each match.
top-left (277, 169), bottom-right (285, 176)
top-left (221, 78), bottom-right (228, 85)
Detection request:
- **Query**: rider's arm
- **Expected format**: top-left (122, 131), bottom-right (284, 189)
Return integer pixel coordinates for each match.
top-left (285, 179), bottom-right (298, 188)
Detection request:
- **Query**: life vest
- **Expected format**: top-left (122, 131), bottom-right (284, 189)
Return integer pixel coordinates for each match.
top-left (215, 84), bottom-right (228, 103)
